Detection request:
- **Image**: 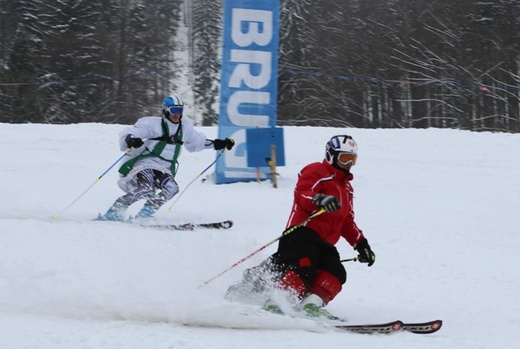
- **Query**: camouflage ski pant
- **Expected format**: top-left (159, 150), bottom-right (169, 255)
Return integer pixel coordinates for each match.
top-left (114, 168), bottom-right (179, 210)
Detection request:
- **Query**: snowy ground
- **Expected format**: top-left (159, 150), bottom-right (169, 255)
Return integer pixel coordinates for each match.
top-left (1, 123), bottom-right (519, 348)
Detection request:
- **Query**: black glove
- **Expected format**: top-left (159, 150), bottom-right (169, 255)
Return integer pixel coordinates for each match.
top-left (125, 135), bottom-right (144, 148)
top-left (312, 193), bottom-right (341, 213)
top-left (355, 238), bottom-right (376, 267)
top-left (213, 138), bottom-right (235, 150)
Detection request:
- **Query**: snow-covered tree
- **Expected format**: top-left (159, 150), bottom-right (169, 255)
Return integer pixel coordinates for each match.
top-left (191, 0), bottom-right (221, 126)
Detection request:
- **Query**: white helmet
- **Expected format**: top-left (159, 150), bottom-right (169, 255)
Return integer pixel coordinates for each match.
top-left (325, 135), bottom-right (358, 170)
top-left (162, 94), bottom-right (184, 118)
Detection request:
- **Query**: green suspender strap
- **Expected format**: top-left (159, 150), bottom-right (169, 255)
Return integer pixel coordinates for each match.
top-left (118, 119), bottom-right (183, 176)
top-left (168, 121), bottom-right (183, 177)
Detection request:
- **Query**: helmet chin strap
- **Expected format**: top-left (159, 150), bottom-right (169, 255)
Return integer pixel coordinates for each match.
top-left (326, 148), bottom-right (353, 174)
top-left (333, 161), bottom-right (351, 174)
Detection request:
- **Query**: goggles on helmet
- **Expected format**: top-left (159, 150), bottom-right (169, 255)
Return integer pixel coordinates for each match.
top-left (163, 105), bottom-right (183, 115)
top-left (337, 152), bottom-right (357, 166)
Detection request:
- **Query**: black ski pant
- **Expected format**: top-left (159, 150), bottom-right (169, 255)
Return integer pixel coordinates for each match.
top-left (274, 226), bottom-right (347, 287)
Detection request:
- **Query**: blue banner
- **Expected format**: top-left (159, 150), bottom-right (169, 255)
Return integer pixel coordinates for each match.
top-left (215, 0), bottom-right (280, 184)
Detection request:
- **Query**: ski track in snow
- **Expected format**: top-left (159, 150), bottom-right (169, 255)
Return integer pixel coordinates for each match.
top-left (1, 123), bottom-right (520, 348)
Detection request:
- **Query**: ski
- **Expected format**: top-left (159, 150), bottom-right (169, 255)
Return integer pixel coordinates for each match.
top-left (94, 215), bottom-right (233, 231)
top-left (259, 299), bottom-right (442, 335)
top-left (335, 319), bottom-right (442, 334)
top-left (402, 319), bottom-right (443, 334)
top-left (141, 220), bottom-right (234, 231)
top-left (335, 320), bottom-right (403, 334)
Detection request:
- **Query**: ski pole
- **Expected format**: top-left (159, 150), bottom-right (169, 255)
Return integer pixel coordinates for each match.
top-left (340, 257), bottom-right (359, 263)
top-left (167, 149), bottom-right (225, 212)
top-left (53, 148), bottom-right (133, 220)
top-left (198, 209), bottom-right (326, 288)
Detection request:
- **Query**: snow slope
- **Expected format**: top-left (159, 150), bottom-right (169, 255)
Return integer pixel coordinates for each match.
top-left (1, 123), bottom-right (519, 348)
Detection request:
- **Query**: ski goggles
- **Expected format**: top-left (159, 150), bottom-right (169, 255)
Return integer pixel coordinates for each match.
top-left (337, 152), bottom-right (357, 166)
top-left (163, 105), bottom-right (183, 115)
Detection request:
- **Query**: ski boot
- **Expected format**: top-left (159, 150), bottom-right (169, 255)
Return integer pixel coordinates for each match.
top-left (300, 294), bottom-right (336, 319)
top-left (134, 204), bottom-right (156, 220)
top-left (263, 303), bottom-right (284, 315)
top-left (97, 203), bottom-right (126, 221)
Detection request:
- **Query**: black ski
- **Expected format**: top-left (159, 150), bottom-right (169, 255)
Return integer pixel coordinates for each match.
top-left (144, 220), bottom-right (234, 231)
top-left (402, 319), bottom-right (443, 334)
top-left (335, 320), bottom-right (403, 334)
top-left (335, 319), bottom-right (442, 334)
top-left (94, 215), bottom-right (233, 231)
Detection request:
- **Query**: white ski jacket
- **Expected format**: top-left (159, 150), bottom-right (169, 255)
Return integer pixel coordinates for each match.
top-left (116, 116), bottom-right (211, 192)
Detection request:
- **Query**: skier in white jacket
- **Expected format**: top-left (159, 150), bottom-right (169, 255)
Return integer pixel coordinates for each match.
top-left (97, 94), bottom-right (234, 221)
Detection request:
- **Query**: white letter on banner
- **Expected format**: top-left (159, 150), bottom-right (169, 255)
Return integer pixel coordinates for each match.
top-left (228, 91), bottom-right (270, 126)
top-left (232, 9), bottom-right (272, 47)
top-left (229, 50), bottom-right (272, 89)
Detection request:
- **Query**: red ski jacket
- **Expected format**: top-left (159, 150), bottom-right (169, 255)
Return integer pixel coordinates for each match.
top-left (285, 160), bottom-right (365, 247)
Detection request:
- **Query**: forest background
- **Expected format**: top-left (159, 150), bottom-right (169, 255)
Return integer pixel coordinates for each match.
top-left (1, 0), bottom-right (520, 132)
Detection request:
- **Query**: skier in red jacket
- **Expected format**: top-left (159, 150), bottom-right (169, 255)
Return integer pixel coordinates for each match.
top-left (226, 135), bottom-right (375, 317)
